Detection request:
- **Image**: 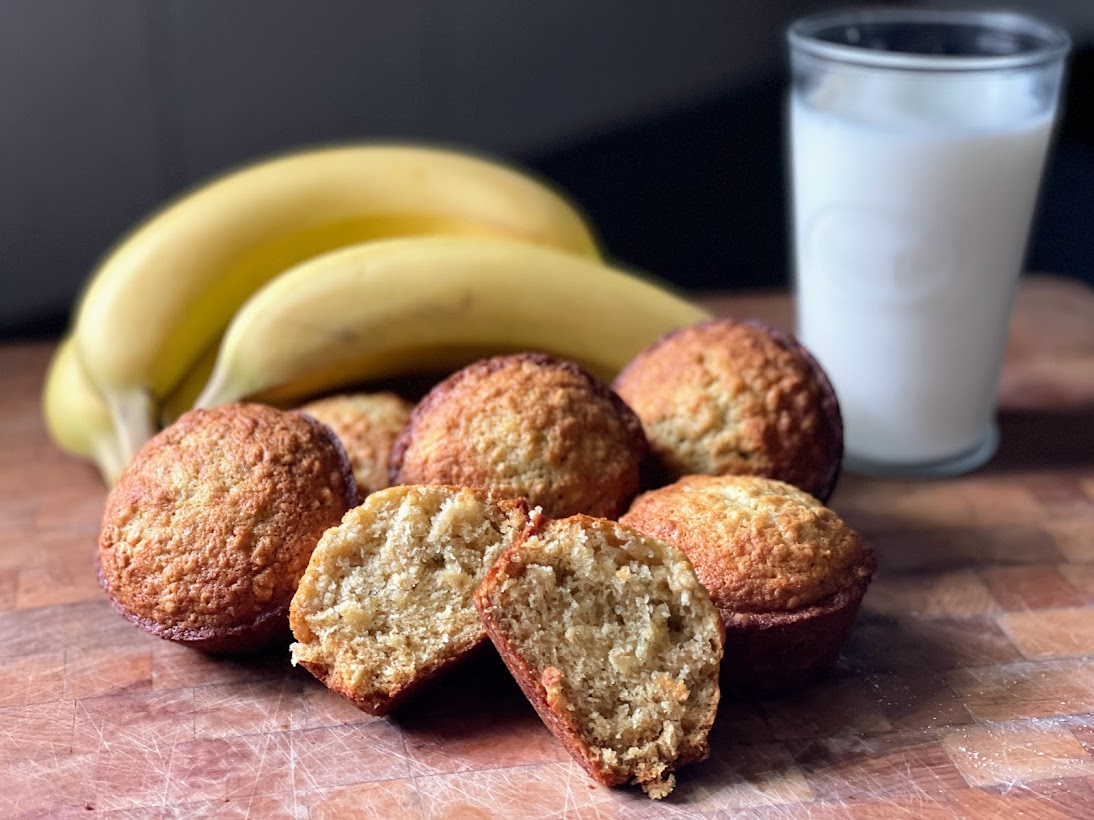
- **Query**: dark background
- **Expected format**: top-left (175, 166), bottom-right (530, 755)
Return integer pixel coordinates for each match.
top-left (2, 0), bottom-right (1092, 337)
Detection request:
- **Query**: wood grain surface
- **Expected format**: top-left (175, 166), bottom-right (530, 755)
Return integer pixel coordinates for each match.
top-left (2, 275), bottom-right (1093, 818)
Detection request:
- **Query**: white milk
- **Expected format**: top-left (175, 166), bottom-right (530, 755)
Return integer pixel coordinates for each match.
top-left (791, 71), bottom-right (1054, 465)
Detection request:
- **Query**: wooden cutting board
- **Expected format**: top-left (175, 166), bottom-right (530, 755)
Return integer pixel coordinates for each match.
top-left (2, 275), bottom-right (1093, 818)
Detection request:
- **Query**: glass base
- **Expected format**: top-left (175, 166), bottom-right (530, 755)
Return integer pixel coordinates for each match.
top-left (843, 423), bottom-right (999, 479)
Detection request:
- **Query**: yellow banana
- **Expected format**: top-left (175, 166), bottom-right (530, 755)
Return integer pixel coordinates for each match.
top-left (70, 144), bottom-right (600, 460)
top-left (41, 337), bottom-right (126, 485)
top-left (194, 236), bottom-right (710, 409)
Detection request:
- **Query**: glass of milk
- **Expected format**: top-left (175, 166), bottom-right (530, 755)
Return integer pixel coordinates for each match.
top-left (788, 9), bottom-right (1069, 477)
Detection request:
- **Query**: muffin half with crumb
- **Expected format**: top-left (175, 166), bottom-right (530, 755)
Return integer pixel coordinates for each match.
top-left (475, 515), bottom-right (723, 798)
top-left (98, 403), bottom-right (357, 653)
top-left (290, 484), bottom-right (533, 715)
top-left (621, 474), bottom-right (874, 693)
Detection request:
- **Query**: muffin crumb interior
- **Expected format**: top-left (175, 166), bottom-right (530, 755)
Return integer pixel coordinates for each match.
top-left (291, 486), bottom-right (525, 700)
top-left (483, 519), bottom-right (722, 796)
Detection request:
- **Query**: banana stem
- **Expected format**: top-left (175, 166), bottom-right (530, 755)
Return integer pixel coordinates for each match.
top-left (194, 370), bottom-right (237, 411)
top-left (160, 337), bottom-right (221, 425)
top-left (107, 389), bottom-right (158, 462)
top-left (92, 436), bottom-right (128, 486)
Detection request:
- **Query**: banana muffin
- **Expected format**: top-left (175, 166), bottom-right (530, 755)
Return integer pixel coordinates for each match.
top-left (390, 353), bottom-right (647, 519)
top-left (98, 403), bottom-right (357, 653)
top-left (475, 515), bottom-right (723, 798)
top-left (620, 475), bottom-right (873, 694)
top-left (612, 318), bottom-right (843, 501)
top-left (290, 484), bottom-right (532, 715)
top-left (298, 392), bottom-right (413, 500)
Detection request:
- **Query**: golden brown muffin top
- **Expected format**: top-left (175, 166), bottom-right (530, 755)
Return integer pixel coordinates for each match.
top-left (98, 403), bottom-right (356, 644)
top-left (612, 319), bottom-right (842, 501)
top-left (620, 475), bottom-right (873, 614)
top-left (298, 392), bottom-right (412, 499)
top-left (390, 353), bottom-right (646, 519)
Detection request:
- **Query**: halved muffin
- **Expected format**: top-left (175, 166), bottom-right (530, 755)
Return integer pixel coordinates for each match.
top-left (289, 484), bottom-right (532, 715)
top-left (474, 515), bottom-right (723, 798)
top-left (621, 475), bottom-right (874, 693)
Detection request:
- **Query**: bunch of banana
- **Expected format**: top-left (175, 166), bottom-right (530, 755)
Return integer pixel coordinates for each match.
top-left (64, 144), bottom-right (600, 463)
top-left (194, 235), bottom-right (711, 409)
top-left (45, 144), bottom-right (713, 486)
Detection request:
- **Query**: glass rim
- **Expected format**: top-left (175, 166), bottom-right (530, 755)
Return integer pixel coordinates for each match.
top-left (788, 7), bottom-right (1070, 72)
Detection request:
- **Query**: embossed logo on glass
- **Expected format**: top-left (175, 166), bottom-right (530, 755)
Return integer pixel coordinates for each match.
top-left (807, 207), bottom-right (958, 305)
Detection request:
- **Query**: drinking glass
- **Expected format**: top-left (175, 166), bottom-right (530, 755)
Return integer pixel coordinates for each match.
top-left (787, 9), bottom-right (1069, 476)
